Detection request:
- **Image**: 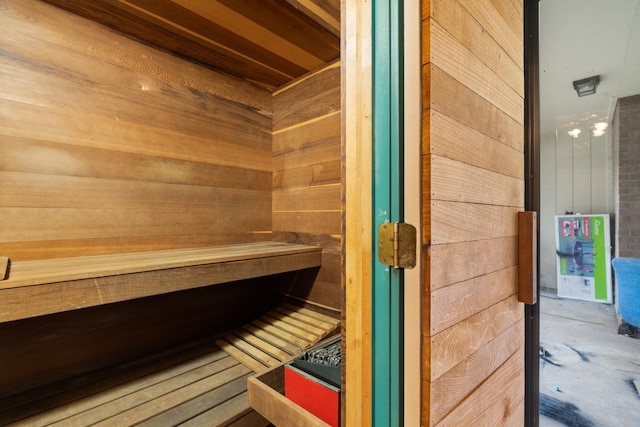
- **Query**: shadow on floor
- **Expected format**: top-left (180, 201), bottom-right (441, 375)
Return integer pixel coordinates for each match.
top-left (539, 294), bottom-right (640, 427)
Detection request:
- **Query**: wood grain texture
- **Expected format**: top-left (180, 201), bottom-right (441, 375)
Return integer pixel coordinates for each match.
top-left (430, 0), bottom-right (523, 94)
top-left (271, 61), bottom-right (342, 312)
top-left (424, 155), bottom-right (524, 207)
top-left (427, 295), bottom-right (523, 381)
top-left (430, 266), bottom-right (518, 334)
top-left (424, 65), bottom-right (523, 152)
top-left (428, 19), bottom-right (523, 124)
top-left (427, 201), bottom-right (520, 245)
top-left (0, 243), bottom-right (322, 322)
top-left (428, 323), bottom-right (524, 424)
top-left (40, 0), bottom-right (340, 89)
top-left (248, 365), bottom-right (331, 427)
top-left (518, 211), bottom-right (538, 304)
top-left (427, 236), bottom-right (518, 291)
top-left (0, 257), bottom-right (8, 281)
top-left (435, 346), bottom-right (525, 426)
top-left (421, 1), bottom-right (525, 425)
top-left (1, 0), bottom-right (274, 262)
top-left (0, 279), bottom-right (278, 401)
top-left (426, 110), bottom-right (523, 179)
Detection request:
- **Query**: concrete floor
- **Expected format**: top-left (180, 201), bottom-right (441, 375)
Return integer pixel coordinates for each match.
top-left (539, 294), bottom-right (640, 427)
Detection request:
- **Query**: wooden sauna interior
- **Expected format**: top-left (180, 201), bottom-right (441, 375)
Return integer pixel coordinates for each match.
top-left (0, 0), bottom-right (343, 424)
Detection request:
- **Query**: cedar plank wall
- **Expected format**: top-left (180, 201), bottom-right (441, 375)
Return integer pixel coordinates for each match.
top-left (422, 1), bottom-right (526, 425)
top-left (0, 0), bottom-right (273, 262)
top-left (272, 61), bottom-right (342, 311)
top-left (0, 0), bottom-right (277, 397)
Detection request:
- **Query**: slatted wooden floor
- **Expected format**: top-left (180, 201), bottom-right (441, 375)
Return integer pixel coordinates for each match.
top-left (0, 303), bottom-right (339, 426)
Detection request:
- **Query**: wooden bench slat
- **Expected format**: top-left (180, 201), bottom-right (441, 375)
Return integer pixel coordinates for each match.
top-left (179, 392), bottom-right (251, 427)
top-left (233, 330), bottom-right (291, 362)
top-left (223, 335), bottom-right (282, 367)
top-left (266, 311), bottom-right (329, 336)
top-left (250, 319), bottom-right (312, 348)
top-left (51, 357), bottom-right (242, 426)
top-left (274, 307), bottom-right (337, 329)
top-left (1, 347), bottom-right (228, 425)
top-left (135, 374), bottom-right (251, 427)
top-left (215, 339), bottom-right (269, 373)
top-left (241, 324), bottom-right (302, 356)
top-left (259, 315), bottom-right (318, 341)
top-left (89, 364), bottom-right (251, 427)
top-left (282, 303), bottom-right (341, 325)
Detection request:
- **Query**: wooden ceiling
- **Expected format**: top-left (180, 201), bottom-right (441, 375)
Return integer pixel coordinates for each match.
top-left (42, 0), bottom-right (341, 90)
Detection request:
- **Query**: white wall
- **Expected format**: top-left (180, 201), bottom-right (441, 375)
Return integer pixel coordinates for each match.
top-left (539, 124), bottom-right (614, 292)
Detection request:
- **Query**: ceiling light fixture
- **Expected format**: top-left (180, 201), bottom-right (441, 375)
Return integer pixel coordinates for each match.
top-left (592, 122), bottom-right (608, 137)
top-left (572, 75), bottom-right (600, 97)
top-left (568, 128), bottom-right (581, 138)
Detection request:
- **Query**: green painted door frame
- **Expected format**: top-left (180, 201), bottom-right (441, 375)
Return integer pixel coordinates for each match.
top-left (372, 0), bottom-right (404, 425)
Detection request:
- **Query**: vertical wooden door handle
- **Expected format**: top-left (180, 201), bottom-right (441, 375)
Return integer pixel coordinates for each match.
top-left (518, 211), bottom-right (537, 305)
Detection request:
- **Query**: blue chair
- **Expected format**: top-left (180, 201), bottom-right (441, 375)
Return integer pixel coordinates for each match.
top-left (611, 258), bottom-right (640, 328)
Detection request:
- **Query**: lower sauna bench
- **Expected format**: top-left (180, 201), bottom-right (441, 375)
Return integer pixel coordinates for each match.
top-left (0, 303), bottom-right (339, 426)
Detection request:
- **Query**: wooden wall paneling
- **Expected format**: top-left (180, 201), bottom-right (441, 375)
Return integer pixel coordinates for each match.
top-left (430, 328), bottom-right (525, 425)
top-left (1, 0), bottom-right (274, 261)
top-left (422, 0), bottom-right (525, 425)
top-left (426, 155), bottom-right (524, 206)
top-left (272, 60), bottom-right (341, 130)
top-left (427, 236), bottom-right (518, 290)
top-left (271, 61), bottom-right (342, 311)
top-left (429, 0), bottom-right (523, 95)
top-left (428, 201), bottom-right (519, 245)
top-left (424, 65), bottom-right (523, 151)
top-left (430, 266), bottom-right (518, 334)
top-left (427, 295), bottom-right (523, 380)
top-left (455, 0), bottom-right (524, 67)
top-left (440, 350), bottom-right (525, 427)
top-left (428, 19), bottom-right (523, 124)
top-left (427, 110), bottom-right (523, 179)
top-left (1, 137), bottom-right (272, 192)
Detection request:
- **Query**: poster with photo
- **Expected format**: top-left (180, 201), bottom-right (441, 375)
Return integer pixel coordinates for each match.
top-left (554, 214), bottom-right (612, 303)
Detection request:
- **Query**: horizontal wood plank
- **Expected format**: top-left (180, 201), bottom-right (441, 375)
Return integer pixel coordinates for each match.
top-left (426, 201), bottom-right (520, 245)
top-left (1, 136), bottom-right (271, 192)
top-left (428, 19), bottom-right (523, 124)
top-left (273, 61), bottom-right (340, 131)
top-left (430, 266), bottom-right (518, 334)
top-left (428, 320), bottom-right (524, 424)
top-left (135, 374), bottom-right (251, 427)
top-left (429, 0), bottom-right (523, 94)
top-left (87, 364), bottom-right (252, 426)
top-left (456, 0), bottom-right (523, 68)
top-left (425, 155), bottom-right (524, 207)
top-left (426, 110), bottom-right (523, 179)
top-left (273, 185), bottom-right (341, 212)
top-left (435, 345), bottom-right (525, 426)
top-left (424, 65), bottom-right (523, 152)
top-left (427, 236), bottom-right (518, 290)
top-left (428, 295), bottom-right (523, 381)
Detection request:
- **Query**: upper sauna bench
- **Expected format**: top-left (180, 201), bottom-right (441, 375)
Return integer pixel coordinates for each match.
top-left (0, 242), bottom-right (322, 323)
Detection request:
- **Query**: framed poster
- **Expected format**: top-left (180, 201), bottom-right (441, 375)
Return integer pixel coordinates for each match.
top-left (555, 214), bottom-right (612, 303)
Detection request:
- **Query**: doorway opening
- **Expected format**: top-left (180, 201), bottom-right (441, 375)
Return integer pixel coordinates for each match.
top-left (537, 1), bottom-right (640, 425)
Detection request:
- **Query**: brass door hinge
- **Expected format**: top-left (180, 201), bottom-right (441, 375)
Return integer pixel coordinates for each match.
top-left (377, 222), bottom-right (417, 269)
